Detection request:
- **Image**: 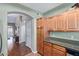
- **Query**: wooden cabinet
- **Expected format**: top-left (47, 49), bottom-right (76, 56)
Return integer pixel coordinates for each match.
top-left (44, 41), bottom-right (67, 56)
top-left (52, 44), bottom-right (67, 56)
top-left (56, 15), bottom-right (67, 31)
top-left (37, 26), bottom-right (44, 55)
top-left (52, 48), bottom-right (66, 56)
top-left (47, 16), bottom-right (57, 31)
top-left (37, 17), bottom-right (48, 55)
top-left (47, 8), bottom-right (79, 31)
top-left (37, 18), bottom-right (44, 55)
top-left (37, 17), bottom-right (67, 56)
top-left (56, 15), bottom-right (62, 30)
top-left (53, 44), bottom-right (66, 52)
top-left (37, 8), bottom-right (79, 56)
top-left (44, 41), bottom-right (52, 56)
top-left (52, 16), bottom-right (58, 31)
top-left (76, 9), bottom-right (79, 30)
top-left (66, 11), bottom-right (77, 30)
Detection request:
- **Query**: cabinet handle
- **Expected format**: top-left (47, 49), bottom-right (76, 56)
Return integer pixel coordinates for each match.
top-left (37, 26), bottom-right (43, 29)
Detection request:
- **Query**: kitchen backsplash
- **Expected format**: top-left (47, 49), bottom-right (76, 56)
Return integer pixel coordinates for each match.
top-left (49, 32), bottom-right (79, 41)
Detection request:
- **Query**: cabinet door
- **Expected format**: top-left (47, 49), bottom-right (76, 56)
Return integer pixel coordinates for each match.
top-left (56, 15), bottom-right (62, 30)
top-left (48, 16), bottom-right (57, 31)
top-left (37, 18), bottom-right (45, 27)
top-left (76, 9), bottom-right (79, 30)
top-left (67, 12), bottom-right (77, 30)
top-left (53, 44), bottom-right (66, 52)
top-left (56, 15), bottom-right (67, 31)
top-left (52, 48), bottom-right (66, 56)
top-left (37, 19), bottom-right (42, 27)
top-left (44, 42), bottom-right (52, 56)
top-left (37, 27), bottom-right (44, 55)
top-left (53, 16), bottom-right (58, 31)
top-left (56, 15), bottom-right (63, 30)
top-left (47, 17), bottom-right (54, 30)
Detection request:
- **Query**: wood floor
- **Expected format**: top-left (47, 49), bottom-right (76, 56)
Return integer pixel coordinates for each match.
top-left (8, 38), bottom-right (32, 56)
top-left (26, 53), bottom-right (41, 56)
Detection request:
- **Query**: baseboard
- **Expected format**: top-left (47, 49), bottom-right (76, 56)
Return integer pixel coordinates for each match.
top-left (19, 41), bottom-right (25, 43)
top-left (32, 51), bottom-right (37, 53)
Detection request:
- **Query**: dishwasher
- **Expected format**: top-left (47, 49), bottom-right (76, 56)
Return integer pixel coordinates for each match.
top-left (66, 48), bottom-right (79, 56)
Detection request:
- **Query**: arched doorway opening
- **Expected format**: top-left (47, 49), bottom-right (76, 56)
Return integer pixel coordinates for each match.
top-left (7, 12), bottom-right (33, 56)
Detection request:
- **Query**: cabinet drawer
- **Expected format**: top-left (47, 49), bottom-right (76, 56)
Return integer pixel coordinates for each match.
top-left (44, 41), bottom-right (52, 47)
top-left (52, 48), bottom-right (66, 56)
top-left (53, 44), bottom-right (66, 52)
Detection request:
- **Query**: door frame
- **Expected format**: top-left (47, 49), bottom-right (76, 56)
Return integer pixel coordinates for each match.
top-left (7, 11), bottom-right (37, 55)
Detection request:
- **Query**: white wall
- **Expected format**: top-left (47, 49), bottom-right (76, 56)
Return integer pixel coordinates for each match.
top-left (18, 14), bottom-right (36, 52)
top-left (31, 18), bottom-right (37, 53)
top-left (43, 3), bottom-right (75, 17)
top-left (0, 13), bottom-right (3, 55)
top-left (25, 19), bottom-right (32, 49)
top-left (19, 15), bottom-right (26, 43)
top-left (20, 24), bottom-right (25, 43)
top-left (0, 10), bottom-right (8, 56)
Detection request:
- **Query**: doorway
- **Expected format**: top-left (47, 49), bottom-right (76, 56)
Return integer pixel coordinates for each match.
top-left (7, 12), bottom-right (33, 56)
top-left (8, 25), bottom-right (14, 51)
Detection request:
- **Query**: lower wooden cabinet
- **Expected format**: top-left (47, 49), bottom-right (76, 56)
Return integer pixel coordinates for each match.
top-left (43, 41), bottom-right (67, 56)
top-left (53, 44), bottom-right (66, 52)
top-left (52, 48), bottom-right (66, 56)
top-left (44, 42), bottom-right (52, 56)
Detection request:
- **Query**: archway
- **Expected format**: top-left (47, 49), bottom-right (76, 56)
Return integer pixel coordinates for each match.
top-left (7, 11), bottom-right (34, 56)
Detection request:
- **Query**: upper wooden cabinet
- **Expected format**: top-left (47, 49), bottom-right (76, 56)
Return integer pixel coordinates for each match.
top-left (47, 8), bottom-right (79, 31)
top-left (56, 15), bottom-right (67, 31)
top-left (56, 15), bottom-right (62, 30)
top-left (76, 9), bottom-right (79, 30)
top-left (47, 16), bottom-right (58, 31)
top-left (52, 16), bottom-right (58, 31)
top-left (66, 11), bottom-right (77, 30)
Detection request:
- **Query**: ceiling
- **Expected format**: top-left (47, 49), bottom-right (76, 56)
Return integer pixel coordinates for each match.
top-left (7, 14), bottom-right (20, 23)
top-left (21, 3), bottom-right (62, 13)
top-left (7, 13), bottom-right (32, 23)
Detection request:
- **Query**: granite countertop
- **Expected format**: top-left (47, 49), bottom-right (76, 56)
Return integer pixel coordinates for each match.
top-left (44, 37), bottom-right (79, 51)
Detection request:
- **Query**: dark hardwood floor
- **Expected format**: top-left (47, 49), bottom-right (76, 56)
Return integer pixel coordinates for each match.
top-left (8, 38), bottom-right (32, 56)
